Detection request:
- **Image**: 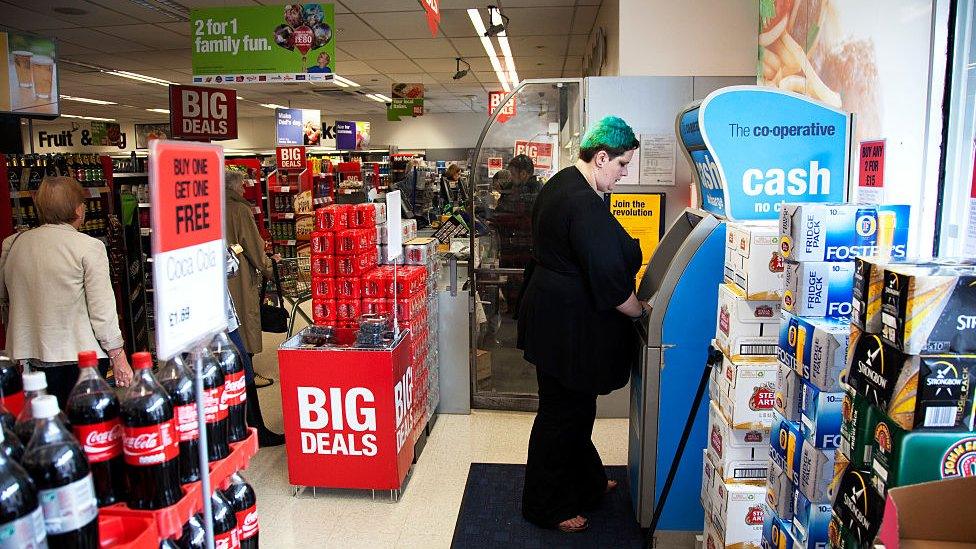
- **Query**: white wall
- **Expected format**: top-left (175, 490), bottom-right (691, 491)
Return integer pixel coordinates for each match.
top-left (20, 111), bottom-right (492, 153)
top-left (617, 0), bottom-right (757, 76)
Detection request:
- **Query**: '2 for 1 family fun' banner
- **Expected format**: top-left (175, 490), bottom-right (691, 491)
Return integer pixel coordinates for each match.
top-left (191, 4), bottom-right (335, 84)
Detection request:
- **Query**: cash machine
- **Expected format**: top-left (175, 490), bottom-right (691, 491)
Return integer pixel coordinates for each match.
top-left (628, 86), bottom-right (852, 536)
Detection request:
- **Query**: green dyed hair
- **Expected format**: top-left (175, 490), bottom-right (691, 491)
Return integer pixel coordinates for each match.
top-left (579, 116), bottom-right (639, 162)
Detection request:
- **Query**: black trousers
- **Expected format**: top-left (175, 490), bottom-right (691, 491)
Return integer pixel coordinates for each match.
top-left (522, 368), bottom-right (607, 527)
top-left (34, 358), bottom-right (111, 410)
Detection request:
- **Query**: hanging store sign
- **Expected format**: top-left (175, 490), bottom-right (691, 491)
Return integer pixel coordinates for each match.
top-left (0, 31), bottom-right (59, 117)
top-left (488, 91), bottom-right (515, 123)
top-left (276, 108), bottom-right (322, 146)
top-left (149, 140), bottom-right (228, 360)
top-left (276, 146), bottom-right (306, 170)
top-left (682, 86), bottom-right (851, 221)
top-left (514, 140), bottom-right (552, 170)
top-left (421, 0), bottom-right (440, 37)
top-left (335, 120), bottom-right (370, 151)
top-left (857, 139), bottom-right (885, 203)
top-left (190, 4), bottom-right (335, 83)
top-left (168, 84), bottom-right (238, 141)
top-left (388, 83), bottom-right (424, 121)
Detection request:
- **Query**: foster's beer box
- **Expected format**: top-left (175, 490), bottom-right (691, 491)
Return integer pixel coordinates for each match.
top-left (778, 311), bottom-right (849, 392)
top-left (778, 203), bottom-right (909, 263)
top-left (782, 261), bottom-right (854, 318)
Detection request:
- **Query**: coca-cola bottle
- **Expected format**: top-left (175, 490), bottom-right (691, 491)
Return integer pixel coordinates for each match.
top-left (0, 351), bottom-right (24, 417)
top-left (160, 539), bottom-right (180, 549)
top-left (0, 402), bottom-right (15, 433)
top-left (120, 352), bottom-right (182, 510)
top-left (66, 351), bottom-right (126, 507)
top-left (0, 427), bottom-right (46, 548)
top-left (211, 333), bottom-right (248, 443)
top-left (210, 489), bottom-right (239, 549)
top-left (157, 355), bottom-right (200, 484)
top-left (222, 472), bottom-right (258, 549)
top-left (177, 513), bottom-right (206, 549)
top-left (1, 426), bottom-right (25, 463)
top-left (187, 347), bottom-right (229, 462)
top-left (15, 372), bottom-right (68, 445)
top-left (22, 394), bottom-right (99, 548)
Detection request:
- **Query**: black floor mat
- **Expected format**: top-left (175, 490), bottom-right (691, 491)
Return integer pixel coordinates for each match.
top-left (451, 463), bottom-right (645, 549)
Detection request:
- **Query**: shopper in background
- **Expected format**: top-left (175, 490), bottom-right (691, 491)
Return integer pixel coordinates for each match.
top-left (516, 116), bottom-right (645, 533)
top-left (224, 240), bottom-right (284, 447)
top-left (0, 176), bottom-right (133, 408)
top-left (440, 163), bottom-right (463, 205)
top-left (225, 170), bottom-right (284, 447)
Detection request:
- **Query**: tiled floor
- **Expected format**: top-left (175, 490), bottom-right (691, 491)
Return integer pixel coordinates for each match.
top-left (246, 332), bottom-right (629, 548)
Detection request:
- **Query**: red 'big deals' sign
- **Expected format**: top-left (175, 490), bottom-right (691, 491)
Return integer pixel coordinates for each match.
top-left (276, 146), bottom-right (306, 170)
top-left (169, 84), bottom-right (238, 141)
top-left (514, 140), bottom-right (553, 170)
top-left (489, 91), bottom-right (516, 123)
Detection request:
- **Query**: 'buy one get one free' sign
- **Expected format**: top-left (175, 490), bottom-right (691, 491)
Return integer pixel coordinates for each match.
top-left (150, 140), bottom-right (228, 359)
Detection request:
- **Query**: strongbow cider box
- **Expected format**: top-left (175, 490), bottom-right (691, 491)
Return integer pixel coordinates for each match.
top-left (782, 261), bottom-right (854, 318)
top-left (778, 311), bottom-right (849, 391)
top-left (830, 468), bottom-right (885, 548)
top-left (778, 203), bottom-right (909, 263)
top-left (725, 222), bottom-right (785, 300)
top-left (716, 284), bottom-right (780, 362)
top-left (881, 264), bottom-right (976, 355)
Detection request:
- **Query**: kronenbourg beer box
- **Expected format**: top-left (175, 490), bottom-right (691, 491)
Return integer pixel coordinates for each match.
top-left (725, 222), bottom-right (784, 301)
top-left (716, 284), bottom-right (780, 362)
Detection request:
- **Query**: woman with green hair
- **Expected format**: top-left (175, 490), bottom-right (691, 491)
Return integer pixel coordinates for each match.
top-left (517, 116), bottom-right (647, 533)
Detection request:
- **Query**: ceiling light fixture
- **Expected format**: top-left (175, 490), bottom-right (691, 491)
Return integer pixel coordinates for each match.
top-left (483, 5), bottom-right (509, 37)
top-left (490, 6), bottom-right (519, 87)
top-left (146, 108), bottom-right (170, 114)
top-left (468, 8), bottom-right (510, 92)
top-left (453, 58), bottom-right (471, 80)
top-left (103, 69), bottom-right (175, 87)
top-left (260, 103), bottom-right (288, 109)
top-left (60, 95), bottom-right (116, 105)
top-left (333, 75), bottom-right (360, 87)
top-left (61, 114), bottom-right (116, 121)
top-left (365, 93), bottom-right (391, 103)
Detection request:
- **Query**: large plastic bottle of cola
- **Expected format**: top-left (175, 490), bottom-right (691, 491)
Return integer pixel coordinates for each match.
top-left (0, 427), bottom-right (47, 548)
top-left (211, 333), bottom-right (248, 443)
top-left (187, 347), bottom-right (229, 462)
top-left (157, 354), bottom-right (200, 485)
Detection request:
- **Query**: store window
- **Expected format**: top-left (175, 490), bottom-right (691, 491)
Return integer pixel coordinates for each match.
top-left (938, 0), bottom-right (976, 256)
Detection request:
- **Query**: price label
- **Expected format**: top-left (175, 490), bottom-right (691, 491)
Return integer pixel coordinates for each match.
top-left (149, 140), bottom-right (228, 359)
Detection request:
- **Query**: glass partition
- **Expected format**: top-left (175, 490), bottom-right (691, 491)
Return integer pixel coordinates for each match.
top-left (466, 79), bottom-right (583, 410)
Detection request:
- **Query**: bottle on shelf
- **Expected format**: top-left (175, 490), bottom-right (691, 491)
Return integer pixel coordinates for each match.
top-left (222, 472), bottom-right (258, 549)
top-left (188, 346), bottom-right (230, 462)
top-left (156, 354), bottom-right (201, 485)
top-left (14, 372), bottom-right (69, 445)
top-left (211, 333), bottom-right (247, 443)
top-left (22, 395), bottom-right (99, 548)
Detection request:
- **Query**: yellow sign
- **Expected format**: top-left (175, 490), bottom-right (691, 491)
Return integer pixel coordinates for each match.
top-left (610, 193), bottom-right (665, 286)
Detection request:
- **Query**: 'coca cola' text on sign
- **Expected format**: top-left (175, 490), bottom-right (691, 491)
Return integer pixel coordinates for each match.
top-left (73, 421), bottom-right (123, 463)
top-left (122, 420), bottom-right (179, 466)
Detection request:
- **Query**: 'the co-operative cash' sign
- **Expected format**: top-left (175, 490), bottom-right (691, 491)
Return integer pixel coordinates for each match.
top-left (679, 86), bottom-right (851, 221)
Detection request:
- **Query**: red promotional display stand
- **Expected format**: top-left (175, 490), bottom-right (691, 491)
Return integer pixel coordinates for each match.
top-left (278, 331), bottom-right (426, 492)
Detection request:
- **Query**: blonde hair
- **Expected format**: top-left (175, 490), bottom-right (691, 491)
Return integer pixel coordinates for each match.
top-left (35, 177), bottom-right (85, 225)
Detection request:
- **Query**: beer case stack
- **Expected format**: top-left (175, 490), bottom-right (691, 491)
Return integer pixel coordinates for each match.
top-left (403, 237), bottom-right (441, 425)
top-left (703, 221), bottom-right (783, 549)
top-left (758, 203), bottom-right (912, 549)
top-left (829, 256), bottom-right (976, 549)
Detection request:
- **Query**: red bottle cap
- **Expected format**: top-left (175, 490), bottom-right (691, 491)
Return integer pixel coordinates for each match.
top-left (132, 352), bottom-right (152, 370)
top-left (77, 350), bottom-right (99, 367)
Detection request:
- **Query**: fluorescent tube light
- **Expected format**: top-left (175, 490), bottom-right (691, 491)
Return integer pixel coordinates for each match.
top-left (334, 75), bottom-right (360, 87)
top-left (366, 94), bottom-right (387, 103)
top-left (468, 8), bottom-right (510, 92)
top-left (374, 93), bottom-right (392, 102)
top-left (491, 7), bottom-right (519, 87)
top-left (146, 108), bottom-right (170, 114)
top-left (59, 95), bottom-right (116, 105)
top-left (61, 114), bottom-right (116, 121)
top-left (102, 70), bottom-right (174, 86)
top-left (261, 103), bottom-right (288, 109)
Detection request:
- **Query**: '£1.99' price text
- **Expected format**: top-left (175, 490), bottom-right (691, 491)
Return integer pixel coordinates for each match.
top-left (168, 307), bottom-right (191, 328)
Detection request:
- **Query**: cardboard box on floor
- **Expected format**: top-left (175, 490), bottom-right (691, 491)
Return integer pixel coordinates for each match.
top-left (878, 475), bottom-right (976, 549)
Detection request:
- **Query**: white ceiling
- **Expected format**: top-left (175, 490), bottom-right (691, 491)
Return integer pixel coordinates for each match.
top-left (0, 0), bottom-right (597, 121)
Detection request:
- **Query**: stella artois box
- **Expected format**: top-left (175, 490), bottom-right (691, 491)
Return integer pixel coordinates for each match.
top-left (707, 401), bottom-right (769, 485)
top-left (715, 355), bottom-right (778, 431)
top-left (712, 478), bottom-right (766, 549)
top-left (870, 415), bottom-right (976, 491)
top-left (725, 222), bottom-right (785, 301)
top-left (799, 380), bottom-right (843, 450)
top-left (716, 284), bottom-right (781, 362)
top-left (881, 264), bottom-right (976, 355)
top-left (775, 361), bottom-right (802, 423)
top-left (762, 506), bottom-right (797, 549)
top-left (702, 449), bottom-right (719, 520)
top-left (765, 458), bottom-right (796, 522)
top-left (790, 489), bottom-right (831, 546)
